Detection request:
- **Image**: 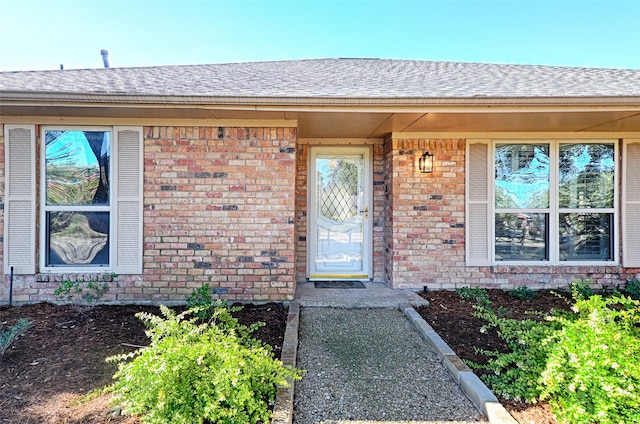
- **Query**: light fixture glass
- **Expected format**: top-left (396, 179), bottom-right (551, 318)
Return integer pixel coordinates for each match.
top-left (419, 151), bottom-right (434, 173)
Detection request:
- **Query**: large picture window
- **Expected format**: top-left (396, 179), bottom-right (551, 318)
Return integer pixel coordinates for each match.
top-left (43, 129), bottom-right (111, 267)
top-left (493, 141), bottom-right (616, 263)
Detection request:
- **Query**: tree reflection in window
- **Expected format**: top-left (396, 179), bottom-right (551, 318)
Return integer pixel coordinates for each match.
top-left (44, 130), bottom-right (110, 266)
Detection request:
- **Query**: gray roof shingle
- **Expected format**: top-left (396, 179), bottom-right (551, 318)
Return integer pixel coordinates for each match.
top-left (1, 58), bottom-right (640, 100)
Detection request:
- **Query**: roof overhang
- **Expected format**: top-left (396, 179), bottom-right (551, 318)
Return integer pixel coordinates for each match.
top-left (2, 92), bottom-right (640, 137)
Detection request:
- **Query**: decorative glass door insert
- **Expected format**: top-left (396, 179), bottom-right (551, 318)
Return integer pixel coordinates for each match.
top-left (309, 147), bottom-right (372, 280)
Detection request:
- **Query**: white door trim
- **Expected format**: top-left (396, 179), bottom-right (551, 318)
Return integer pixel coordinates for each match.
top-left (307, 146), bottom-right (373, 280)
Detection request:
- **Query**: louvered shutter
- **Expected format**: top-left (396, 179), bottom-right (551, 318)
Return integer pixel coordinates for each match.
top-left (4, 125), bottom-right (36, 274)
top-left (113, 127), bottom-right (143, 274)
top-left (466, 140), bottom-right (492, 266)
top-left (623, 139), bottom-right (640, 267)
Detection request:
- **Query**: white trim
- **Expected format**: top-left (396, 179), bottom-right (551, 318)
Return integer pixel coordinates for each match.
top-left (39, 126), bottom-right (114, 273)
top-left (112, 126), bottom-right (144, 274)
top-left (307, 146), bottom-right (373, 280)
top-left (488, 139), bottom-right (619, 266)
top-left (0, 116), bottom-right (297, 128)
top-left (622, 139), bottom-right (640, 267)
top-left (394, 132), bottom-right (640, 140)
top-left (465, 139), bottom-right (492, 266)
top-left (4, 124), bottom-right (36, 274)
top-left (298, 138), bottom-right (385, 145)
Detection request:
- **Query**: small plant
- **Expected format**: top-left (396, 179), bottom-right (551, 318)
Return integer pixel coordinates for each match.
top-left (0, 318), bottom-right (33, 357)
top-left (624, 278), bottom-right (640, 300)
top-left (54, 274), bottom-right (115, 306)
top-left (185, 283), bottom-right (218, 320)
top-left (568, 279), bottom-right (595, 300)
top-left (456, 286), bottom-right (491, 309)
top-left (541, 294), bottom-right (640, 423)
top-left (467, 306), bottom-right (564, 403)
top-left (105, 304), bottom-right (302, 424)
top-left (508, 285), bottom-right (538, 301)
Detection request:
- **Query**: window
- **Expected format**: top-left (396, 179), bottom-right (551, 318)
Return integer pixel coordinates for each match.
top-left (494, 141), bottom-right (615, 263)
top-left (465, 138), bottom-right (640, 268)
top-left (43, 129), bottom-right (111, 267)
top-left (1, 125), bottom-right (147, 275)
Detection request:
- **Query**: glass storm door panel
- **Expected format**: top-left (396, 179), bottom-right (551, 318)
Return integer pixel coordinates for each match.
top-left (309, 147), bottom-right (372, 280)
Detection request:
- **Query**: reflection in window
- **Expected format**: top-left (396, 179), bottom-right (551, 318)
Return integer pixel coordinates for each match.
top-left (44, 129), bottom-right (111, 267)
top-left (495, 213), bottom-right (548, 261)
top-left (495, 144), bottom-right (549, 209)
top-left (559, 144), bottom-right (614, 209)
top-left (559, 213), bottom-right (613, 261)
top-left (495, 144), bottom-right (550, 261)
top-left (45, 130), bottom-right (110, 206)
top-left (47, 212), bottom-right (109, 265)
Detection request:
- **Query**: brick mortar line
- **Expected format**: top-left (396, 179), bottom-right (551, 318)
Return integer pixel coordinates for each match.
top-left (400, 303), bottom-right (518, 424)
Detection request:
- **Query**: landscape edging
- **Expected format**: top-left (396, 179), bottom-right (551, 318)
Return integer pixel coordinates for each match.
top-left (271, 301), bottom-right (299, 424)
top-left (400, 303), bottom-right (518, 424)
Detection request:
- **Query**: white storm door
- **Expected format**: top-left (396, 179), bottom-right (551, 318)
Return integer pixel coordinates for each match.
top-left (308, 146), bottom-right (372, 280)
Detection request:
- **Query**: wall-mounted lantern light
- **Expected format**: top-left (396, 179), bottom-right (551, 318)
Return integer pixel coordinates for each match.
top-left (418, 151), bottom-right (434, 173)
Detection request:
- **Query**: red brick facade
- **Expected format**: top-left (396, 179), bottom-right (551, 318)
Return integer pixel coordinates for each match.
top-left (1, 126), bottom-right (638, 304)
top-left (384, 138), bottom-right (466, 289)
top-left (1, 125), bottom-right (298, 303)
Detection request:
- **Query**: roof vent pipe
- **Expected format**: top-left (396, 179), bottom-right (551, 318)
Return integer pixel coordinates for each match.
top-left (100, 49), bottom-right (110, 68)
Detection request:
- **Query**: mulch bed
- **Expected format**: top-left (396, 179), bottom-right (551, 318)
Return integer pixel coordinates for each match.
top-left (0, 302), bottom-right (287, 424)
top-left (417, 289), bottom-right (575, 424)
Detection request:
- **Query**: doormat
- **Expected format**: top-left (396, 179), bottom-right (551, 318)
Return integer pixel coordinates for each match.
top-left (314, 281), bottom-right (366, 289)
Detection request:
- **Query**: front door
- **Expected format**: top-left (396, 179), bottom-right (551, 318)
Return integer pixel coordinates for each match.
top-left (308, 146), bottom-right (372, 280)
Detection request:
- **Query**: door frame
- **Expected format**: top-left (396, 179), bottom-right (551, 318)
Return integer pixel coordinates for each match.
top-left (307, 145), bottom-right (373, 281)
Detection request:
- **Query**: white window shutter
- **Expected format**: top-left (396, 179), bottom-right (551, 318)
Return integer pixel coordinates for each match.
top-left (623, 139), bottom-right (640, 267)
top-left (466, 140), bottom-right (492, 266)
top-left (4, 125), bottom-right (36, 274)
top-left (113, 126), bottom-right (143, 274)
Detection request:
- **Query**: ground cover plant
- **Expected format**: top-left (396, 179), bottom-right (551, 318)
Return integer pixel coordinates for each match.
top-left (420, 284), bottom-right (640, 424)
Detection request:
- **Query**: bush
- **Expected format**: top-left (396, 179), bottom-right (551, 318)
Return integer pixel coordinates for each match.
top-left (185, 284), bottom-right (217, 320)
top-left (540, 294), bottom-right (640, 424)
top-left (0, 318), bottom-right (32, 357)
top-left (508, 285), bottom-right (538, 301)
top-left (54, 274), bottom-right (115, 306)
top-left (105, 304), bottom-right (301, 424)
top-left (568, 278), bottom-right (595, 300)
top-left (624, 278), bottom-right (640, 300)
top-left (468, 305), bottom-right (564, 402)
top-left (456, 286), bottom-right (491, 309)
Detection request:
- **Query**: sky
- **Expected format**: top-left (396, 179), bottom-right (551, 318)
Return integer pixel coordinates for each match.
top-left (0, 0), bottom-right (639, 72)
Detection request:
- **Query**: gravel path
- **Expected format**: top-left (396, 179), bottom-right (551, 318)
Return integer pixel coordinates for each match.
top-left (293, 307), bottom-right (486, 424)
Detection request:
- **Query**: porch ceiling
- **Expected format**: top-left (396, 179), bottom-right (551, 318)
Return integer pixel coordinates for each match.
top-left (2, 104), bottom-right (640, 137)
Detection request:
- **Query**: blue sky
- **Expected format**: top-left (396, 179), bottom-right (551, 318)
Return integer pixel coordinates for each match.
top-left (1, 0), bottom-right (639, 72)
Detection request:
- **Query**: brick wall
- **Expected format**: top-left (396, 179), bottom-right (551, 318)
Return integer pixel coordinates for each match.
top-left (142, 126), bottom-right (297, 302)
top-left (384, 138), bottom-right (466, 289)
top-left (1, 125), bottom-right (297, 304)
top-left (384, 137), bottom-right (640, 291)
top-left (294, 144), bottom-right (308, 283)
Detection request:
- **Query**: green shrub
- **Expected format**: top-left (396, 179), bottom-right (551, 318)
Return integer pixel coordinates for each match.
top-left (185, 284), bottom-right (217, 320)
top-left (54, 274), bottom-right (115, 306)
top-left (568, 278), bottom-right (595, 300)
top-left (508, 285), bottom-right (538, 301)
top-left (468, 306), bottom-right (564, 402)
top-left (456, 286), bottom-right (491, 309)
top-left (624, 278), bottom-right (640, 300)
top-left (0, 318), bottom-right (32, 357)
top-left (540, 294), bottom-right (640, 424)
top-left (105, 304), bottom-right (301, 424)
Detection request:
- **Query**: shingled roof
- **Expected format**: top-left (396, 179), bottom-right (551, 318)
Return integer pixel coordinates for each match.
top-left (2, 58), bottom-right (640, 102)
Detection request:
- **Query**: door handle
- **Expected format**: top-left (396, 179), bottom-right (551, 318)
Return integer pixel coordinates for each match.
top-left (360, 206), bottom-right (369, 219)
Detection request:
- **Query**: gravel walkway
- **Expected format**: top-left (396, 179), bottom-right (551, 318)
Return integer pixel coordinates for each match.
top-left (293, 307), bottom-right (486, 424)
